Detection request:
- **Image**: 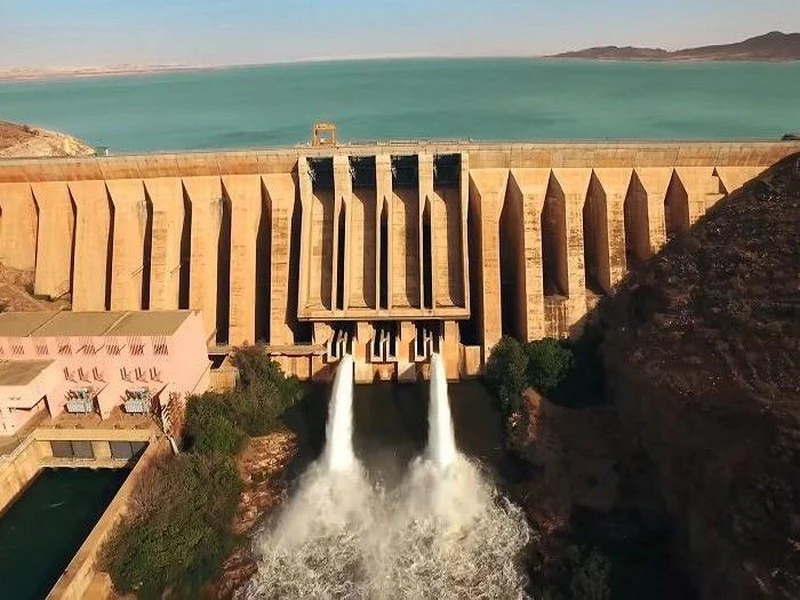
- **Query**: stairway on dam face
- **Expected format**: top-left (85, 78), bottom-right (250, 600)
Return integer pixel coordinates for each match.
top-left (0, 141), bottom-right (796, 381)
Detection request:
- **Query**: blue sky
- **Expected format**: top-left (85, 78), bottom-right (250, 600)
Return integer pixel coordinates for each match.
top-left (1, 0), bottom-right (798, 69)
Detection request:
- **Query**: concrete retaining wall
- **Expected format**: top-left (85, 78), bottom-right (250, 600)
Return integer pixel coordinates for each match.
top-left (47, 437), bottom-right (168, 600)
top-left (0, 436), bottom-right (53, 514)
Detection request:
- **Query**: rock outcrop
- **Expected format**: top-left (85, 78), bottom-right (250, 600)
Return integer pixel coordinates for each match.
top-left (0, 121), bottom-right (93, 158)
top-left (600, 153), bottom-right (800, 598)
top-left (214, 430), bottom-right (298, 599)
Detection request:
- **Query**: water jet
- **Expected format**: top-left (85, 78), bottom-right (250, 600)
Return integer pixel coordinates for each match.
top-left (427, 353), bottom-right (457, 469)
top-left (322, 354), bottom-right (356, 473)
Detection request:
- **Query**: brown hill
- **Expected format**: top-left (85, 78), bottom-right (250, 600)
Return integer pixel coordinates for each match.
top-left (0, 121), bottom-right (94, 158)
top-left (599, 153), bottom-right (800, 598)
top-left (552, 31), bottom-right (800, 61)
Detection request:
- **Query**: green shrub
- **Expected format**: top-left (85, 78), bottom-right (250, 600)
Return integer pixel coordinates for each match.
top-left (183, 393), bottom-right (246, 456)
top-left (232, 345), bottom-right (302, 402)
top-left (484, 336), bottom-right (529, 416)
top-left (193, 412), bottom-right (246, 456)
top-left (230, 346), bottom-right (303, 434)
top-left (100, 453), bottom-right (242, 599)
top-left (228, 379), bottom-right (289, 437)
top-left (525, 338), bottom-right (574, 395)
top-left (184, 349), bottom-right (304, 452)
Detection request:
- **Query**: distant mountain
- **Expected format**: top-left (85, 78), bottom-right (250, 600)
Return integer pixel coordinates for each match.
top-left (550, 31), bottom-right (800, 61)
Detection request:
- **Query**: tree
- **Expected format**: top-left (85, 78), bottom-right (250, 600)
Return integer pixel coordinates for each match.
top-left (484, 336), bottom-right (529, 416)
top-left (525, 338), bottom-right (574, 395)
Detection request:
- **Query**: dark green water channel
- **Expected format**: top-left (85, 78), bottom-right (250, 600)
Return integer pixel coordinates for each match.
top-left (0, 468), bottom-right (127, 600)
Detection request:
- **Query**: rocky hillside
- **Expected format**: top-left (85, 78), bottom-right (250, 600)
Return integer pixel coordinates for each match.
top-left (0, 121), bottom-right (93, 158)
top-left (599, 154), bottom-right (800, 598)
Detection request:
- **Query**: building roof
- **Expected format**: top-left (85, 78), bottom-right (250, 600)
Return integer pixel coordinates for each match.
top-left (104, 311), bottom-right (192, 337)
top-left (31, 311), bottom-right (127, 337)
top-left (0, 311), bottom-right (59, 337)
top-left (0, 360), bottom-right (54, 386)
top-left (0, 310), bottom-right (194, 339)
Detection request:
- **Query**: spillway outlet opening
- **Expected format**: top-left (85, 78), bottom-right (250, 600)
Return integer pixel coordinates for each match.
top-left (433, 153), bottom-right (461, 187)
top-left (349, 156), bottom-right (376, 187)
top-left (414, 321), bottom-right (442, 361)
top-left (328, 322), bottom-right (356, 360)
top-left (308, 157), bottom-right (334, 190)
top-left (370, 322), bottom-right (399, 362)
top-left (391, 155), bottom-right (419, 187)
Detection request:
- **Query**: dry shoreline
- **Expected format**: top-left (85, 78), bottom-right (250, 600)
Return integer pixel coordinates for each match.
top-left (0, 65), bottom-right (217, 82)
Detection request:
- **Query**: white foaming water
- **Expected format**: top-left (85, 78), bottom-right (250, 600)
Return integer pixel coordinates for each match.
top-left (428, 353), bottom-right (457, 469)
top-left (323, 354), bottom-right (356, 473)
top-left (241, 354), bottom-right (531, 599)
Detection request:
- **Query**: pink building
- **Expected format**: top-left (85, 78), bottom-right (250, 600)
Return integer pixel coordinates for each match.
top-left (0, 310), bottom-right (210, 435)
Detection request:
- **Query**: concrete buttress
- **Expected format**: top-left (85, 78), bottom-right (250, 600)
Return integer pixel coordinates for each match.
top-left (263, 174), bottom-right (296, 346)
top-left (468, 168), bottom-right (509, 357)
top-left (106, 179), bottom-right (147, 310)
top-left (418, 153), bottom-right (435, 309)
top-left (0, 183), bottom-right (37, 271)
top-left (223, 175), bottom-right (261, 346)
top-left (31, 181), bottom-right (74, 298)
top-left (184, 176), bottom-right (222, 339)
top-left (375, 155), bottom-right (393, 309)
top-left (633, 167), bottom-right (672, 255)
top-left (68, 180), bottom-right (111, 310)
top-left (592, 168), bottom-right (633, 289)
top-left (143, 178), bottom-right (183, 310)
top-left (551, 168), bottom-right (592, 329)
top-left (333, 155), bottom-right (352, 311)
top-left (508, 169), bottom-right (550, 341)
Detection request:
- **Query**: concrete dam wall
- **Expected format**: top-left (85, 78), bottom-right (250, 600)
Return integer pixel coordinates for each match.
top-left (0, 141), bottom-right (797, 382)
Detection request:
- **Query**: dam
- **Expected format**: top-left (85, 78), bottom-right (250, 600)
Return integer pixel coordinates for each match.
top-left (0, 140), bottom-right (797, 382)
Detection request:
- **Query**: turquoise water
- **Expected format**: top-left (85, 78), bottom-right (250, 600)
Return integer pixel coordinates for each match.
top-left (1, 59), bottom-right (799, 152)
top-left (0, 468), bottom-right (127, 600)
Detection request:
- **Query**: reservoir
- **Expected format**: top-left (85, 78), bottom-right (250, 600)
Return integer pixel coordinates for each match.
top-left (0, 468), bottom-right (127, 600)
top-left (1, 59), bottom-right (799, 152)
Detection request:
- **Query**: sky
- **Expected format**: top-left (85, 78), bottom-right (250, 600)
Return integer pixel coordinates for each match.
top-left (1, 0), bottom-right (798, 70)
